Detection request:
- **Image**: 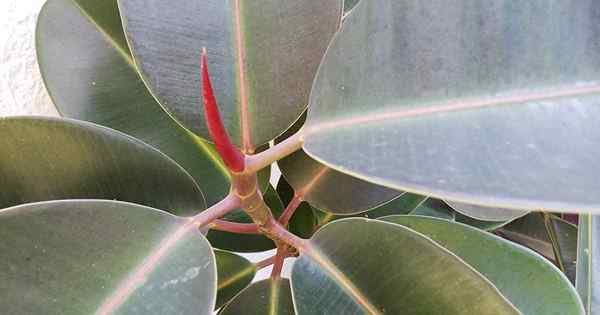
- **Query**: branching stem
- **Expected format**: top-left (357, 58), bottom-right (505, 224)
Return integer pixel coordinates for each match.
top-left (245, 131), bottom-right (303, 173)
top-left (191, 193), bottom-right (241, 228)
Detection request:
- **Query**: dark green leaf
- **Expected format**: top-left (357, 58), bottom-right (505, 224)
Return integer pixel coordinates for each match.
top-left (0, 200), bottom-right (216, 314)
top-left (214, 250), bottom-right (256, 309)
top-left (219, 279), bottom-right (294, 315)
top-left (501, 213), bottom-right (578, 282)
top-left (36, 0), bottom-right (230, 206)
top-left (0, 117), bottom-right (204, 215)
top-left (382, 215), bottom-right (584, 315)
top-left (292, 218), bottom-right (520, 314)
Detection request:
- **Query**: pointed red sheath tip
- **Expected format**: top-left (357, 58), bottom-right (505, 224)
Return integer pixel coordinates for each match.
top-left (201, 48), bottom-right (245, 172)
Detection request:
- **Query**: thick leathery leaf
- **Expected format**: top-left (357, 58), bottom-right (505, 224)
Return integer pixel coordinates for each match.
top-left (218, 279), bottom-right (294, 315)
top-left (303, 0), bottom-right (600, 212)
top-left (501, 213), bottom-right (578, 282)
top-left (291, 218), bottom-right (520, 314)
top-left (0, 117), bottom-right (205, 215)
top-left (118, 0), bottom-right (342, 150)
top-left (214, 250), bottom-right (256, 309)
top-left (383, 215), bottom-right (584, 315)
top-left (0, 200), bottom-right (216, 314)
top-left (207, 185), bottom-right (283, 252)
top-left (36, 0), bottom-right (231, 206)
top-left (278, 113), bottom-right (401, 214)
top-left (446, 200), bottom-right (528, 222)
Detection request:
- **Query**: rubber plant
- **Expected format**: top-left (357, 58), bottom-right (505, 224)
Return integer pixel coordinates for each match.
top-left (3, 0), bottom-right (599, 313)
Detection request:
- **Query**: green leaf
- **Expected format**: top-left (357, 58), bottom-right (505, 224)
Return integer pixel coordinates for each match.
top-left (0, 117), bottom-right (204, 215)
top-left (118, 0), bottom-right (342, 149)
top-left (207, 185), bottom-right (283, 252)
top-left (277, 113), bottom-right (402, 215)
top-left (382, 215), bottom-right (583, 315)
top-left (0, 200), bottom-right (216, 314)
top-left (501, 213), bottom-right (578, 282)
top-left (303, 0), bottom-right (600, 212)
top-left (214, 250), bottom-right (256, 309)
top-left (218, 279), bottom-right (294, 315)
top-left (344, 0), bottom-right (360, 12)
top-left (36, 0), bottom-right (231, 206)
top-left (291, 218), bottom-right (520, 314)
top-left (446, 200), bottom-right (528, 222)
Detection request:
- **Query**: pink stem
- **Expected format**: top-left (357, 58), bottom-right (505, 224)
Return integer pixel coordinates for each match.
top-left (278, 194), bottom-right (303, 226)
top-left (209, 219), bottom-right (260, 234)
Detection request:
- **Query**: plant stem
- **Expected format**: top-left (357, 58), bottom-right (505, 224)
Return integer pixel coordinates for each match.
top-left (191, 193), bottom-right (241, 228)
top-left (271, 244), bottom-right (288, 279)
top-left (278, 194), bottom-right (303, 226)
top-left (245, 131), bottom-right (303, 173)
top-left (208, 220), bottom-right (259, 234)
top-left (263, 217), bottom-right (308, 251)
top-left (255, 256), bottom-right (276, 270)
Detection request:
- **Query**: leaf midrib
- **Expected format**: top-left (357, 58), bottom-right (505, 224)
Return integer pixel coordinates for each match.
top-left (306, 83), bottom-right (600, 135)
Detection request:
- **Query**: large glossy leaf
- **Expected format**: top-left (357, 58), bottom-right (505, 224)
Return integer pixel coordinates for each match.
top-left (218, 279), bottom-right (294, 315)
top-left (576, 215), bottom-right (600, 314)
top-left (446, 200), bottom-right (527, 222)
top-left (501, 213), bottom-right (578, 282)
top-left (214, 250), bottom-right (256, 309)
top-left (0, 117), bottom-right (205, 215)
top-left (291, 218), bottom-right (519, 314)
top-left (0, 200), bottom-right (216, 314)
top-left (36, 0), bottom-right (230, 206)
top-left (382, 215), bottom-right (584, 315)
top-left (278, 113), bottom-right (401, 214)
top-left (303, 0), bottom-right (600, 212)
top-left (118, 0), bottom-right (342, 150)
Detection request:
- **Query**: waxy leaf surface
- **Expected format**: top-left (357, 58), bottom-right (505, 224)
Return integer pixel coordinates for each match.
top-left (0, 117), bottom-right (204, 215)
top-left (214, 250), bottom-right (256, 309)
top-left (292, 218), bottom-right (520, 314)
top-left (304, 0), bottom-right (600, 212)
top-left (118, 0), bottom-right (342, 149)
top-left (383, 215), bottom-right (584, 315)
top-left (0, 200), bottom-right (216, 314)
top-left (219, 279), bottom-right (294, 315)
top-left (36, 0), bottom-right (230, 206)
